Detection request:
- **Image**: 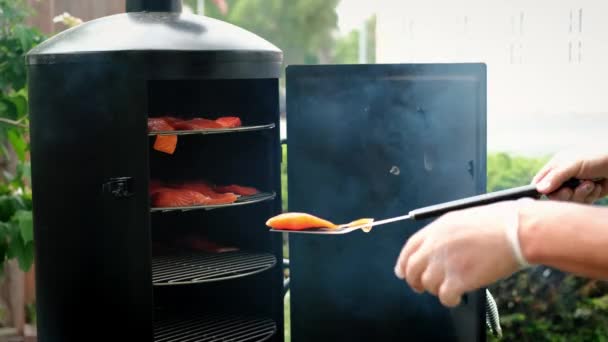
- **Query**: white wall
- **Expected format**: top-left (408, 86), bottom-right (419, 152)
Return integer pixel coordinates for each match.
top-left (376, 0), bottom-right (608, 155)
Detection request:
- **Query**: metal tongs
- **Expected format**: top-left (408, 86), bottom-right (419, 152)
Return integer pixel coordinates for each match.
top-left (272, 178), bottom-right (596, 235)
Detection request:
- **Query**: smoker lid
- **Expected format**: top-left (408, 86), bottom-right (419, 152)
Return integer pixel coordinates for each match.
top-left (26, 12), bottom-right (282, 65)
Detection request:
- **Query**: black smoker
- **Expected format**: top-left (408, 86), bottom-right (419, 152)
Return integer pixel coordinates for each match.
top-left (26, 0), bottom-right (487, 341)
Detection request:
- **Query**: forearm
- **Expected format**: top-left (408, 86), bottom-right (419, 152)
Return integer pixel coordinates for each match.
top-left (519, 201), bottom-right (608, 279)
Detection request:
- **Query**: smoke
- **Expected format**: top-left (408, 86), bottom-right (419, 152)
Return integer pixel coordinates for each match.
top-left (286, 64), bottom-right (484, 340)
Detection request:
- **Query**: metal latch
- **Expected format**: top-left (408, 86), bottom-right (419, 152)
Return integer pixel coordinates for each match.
top-left (102, 177), bottom-right (134, 198)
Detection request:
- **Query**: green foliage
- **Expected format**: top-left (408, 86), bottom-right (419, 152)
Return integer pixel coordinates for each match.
top-left (284, 290), bottom-right (291, 342)
top-left (0, 0), bottom-right (45, 272)
top-left (333, 15), bottom-right (376, 64)
top-left (489, 271), bottom-right (608, 341)
top-left (0, 0), bottom-right (44, 92)
top-left (0, 192), bottom-right (34, 273)
top-left (487, 153), bottom-right (549, 191)
top-left (281, 144), bottom-right (287, 212)
top-left (25, 302), bottom-right (35, 324)
top-left (185, 0), bottom-right (339, 66)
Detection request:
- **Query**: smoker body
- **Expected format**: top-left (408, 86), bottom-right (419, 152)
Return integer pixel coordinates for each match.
top-left (27, 7), bottom-right (283, 342)
top-left (286, 64), bottom-right (487, 341)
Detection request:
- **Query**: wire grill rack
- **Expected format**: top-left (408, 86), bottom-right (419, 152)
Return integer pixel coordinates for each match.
top-left (154, 314), bottom-right (276, 342)
top-left (151, 192), bottom-right (276, 213)
top-left (152, 251), bottom-right (277, 286)
top-left (149, 123), bottom-right (275, 136)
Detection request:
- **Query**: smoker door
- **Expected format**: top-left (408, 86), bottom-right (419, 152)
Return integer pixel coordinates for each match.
top-left (286, 64), bottom-right (486, 342)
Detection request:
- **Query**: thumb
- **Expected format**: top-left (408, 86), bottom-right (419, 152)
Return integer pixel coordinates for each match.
top-left (438, 280), bottom-right (464, 308)
top-left (537, 166), bottom-right (578, 194)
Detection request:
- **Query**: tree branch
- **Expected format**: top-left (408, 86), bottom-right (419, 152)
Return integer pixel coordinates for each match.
top-left (0, 117), bottom-right (27, 129)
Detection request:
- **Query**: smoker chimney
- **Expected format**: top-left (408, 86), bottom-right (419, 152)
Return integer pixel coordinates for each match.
top-left (126, 0), bottom-right (182, 12)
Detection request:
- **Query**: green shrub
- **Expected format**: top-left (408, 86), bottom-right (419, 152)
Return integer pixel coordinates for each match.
top-left (0, 0), bottom-right (44, 273)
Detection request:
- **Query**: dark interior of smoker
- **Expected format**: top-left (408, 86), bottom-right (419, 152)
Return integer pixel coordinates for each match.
top-left (148, 80), bottom-right (284, 325)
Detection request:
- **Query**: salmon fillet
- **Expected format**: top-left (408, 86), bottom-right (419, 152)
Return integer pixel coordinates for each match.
top-left (173, 118), bottom-right (224, 130)
top-left (215, 184), bottom-right (259, 196)
top-left (215, 116), bottom-right (242, 128)
top-left (178, 182), bottom-right (239, 204)
top-left (148, 118), bottom-right (174, 132)
top-left (266, 212), bottom-right (338, 230)
top-left (152, 189), bottom-right (211, 207)
top-left (161, 116), bottom-right (182, 126)
top-left (153, 135), bottom-right (178, 154)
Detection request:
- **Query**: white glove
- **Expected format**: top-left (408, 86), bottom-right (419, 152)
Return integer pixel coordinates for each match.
top-left (394, 199), bottom-right (533, 307)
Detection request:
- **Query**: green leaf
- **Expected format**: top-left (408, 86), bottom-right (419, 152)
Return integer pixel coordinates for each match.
top-left (0, 143), bottom-right (9, 158)
top-left (6, 222), bottom-right (33, 272)
top-left (17, 162), bottom-right (31, 188)
top-left (7, 92), bottom-right (27, 118)
top-left (20, 192), bottom-right (32, 210)
top-left (13, 209), bottom-right (32, 243)
top-left (591, 295), bottom-right (608, 311)
top-left (0, 100), bottom-right (8, 116)
top-left (0, 195), bottom-right (26, 221)
top-left (14, 25), bottom-right (31, 51)
top-left (7, 129), bottom-right (26, 161)
top-left (0, 98), bottom-right (17, 120)
top-left (0, 222), bottom-right (10, 273)
top-left (19, 241), bottom-right (33, 272)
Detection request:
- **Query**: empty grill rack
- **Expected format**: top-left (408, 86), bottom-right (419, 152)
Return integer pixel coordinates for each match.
top-left (151, 192), bottom-right (277, 213)
top-left (149, 123), bottom-right (276, 136)
top-left (154, 314), bottom-right (276, 342)
top-left (152, 251), bottom-right (277, 286)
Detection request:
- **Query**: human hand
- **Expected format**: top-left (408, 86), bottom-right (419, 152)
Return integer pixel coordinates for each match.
top-left (533, 147), bottom-right (608, 203)
top-left (394, 201), bottom-right (530, 307)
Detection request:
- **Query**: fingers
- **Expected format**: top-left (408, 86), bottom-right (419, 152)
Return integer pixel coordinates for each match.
top-left (547, 181), bottom-right (603, 203)
top-left (405, 249), bottom-right (429, 293)
top-left (571, 181), bottom-right (596, 203)
top-left (532, 163), bottom-right (553, 185)
top-left (547, 187), bottom-right (572, 201)
top-left (438, 280), bottom-right (464, 308)
top-left (420, 263), bottom-right (444, 296)
top-left (394, 231), bottom-right (426, 280)
top-left (585, 185), bottom-right (602, 204)
top-left (537, 166), bottom-right (578, 194)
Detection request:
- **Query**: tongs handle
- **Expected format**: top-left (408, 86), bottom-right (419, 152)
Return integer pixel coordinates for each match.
top-left (409, 178), bottom-right (588, 220)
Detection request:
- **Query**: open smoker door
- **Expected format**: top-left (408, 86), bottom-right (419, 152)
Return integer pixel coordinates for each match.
top-left (286, 64), bottom-right (487, 341)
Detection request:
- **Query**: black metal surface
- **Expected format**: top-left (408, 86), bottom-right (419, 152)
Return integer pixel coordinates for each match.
top-left (28, 12), bottom-right (284, 341)
top-left (154, 314), bottom-right (277, 342)
top-left (286, 64), bottom-right (487, 342)
top-left (127, 0), bottom-right (182, 12)
top-left (152, 251), bottom-right (277, 285)
top-left (29, 61), bottom-right (154, 341)
top-left (26, 12), bottom-right (281, 79)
